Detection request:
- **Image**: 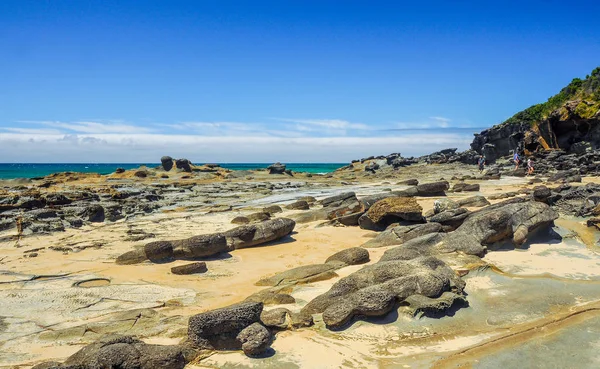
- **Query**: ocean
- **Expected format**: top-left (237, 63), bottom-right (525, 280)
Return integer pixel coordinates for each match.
top-left (0, 163), bottom-right (346, 180)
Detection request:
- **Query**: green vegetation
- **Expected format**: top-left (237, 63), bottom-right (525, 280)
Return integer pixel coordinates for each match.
top-left (502, 66), bottom-right (600, 127)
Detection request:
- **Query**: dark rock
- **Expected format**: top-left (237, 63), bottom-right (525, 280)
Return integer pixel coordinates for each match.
top-left (267, 162), bottom-right (286, 174)
top-left (428, 208), bottom-right (470, 231)
top-left (171, 262), bottom-right (208, 275)
top-left (175, 159), bottom-right (192, 172)
top-left (451, 182), bottom-right (480, 192)
top-left (262, 205), bottom-right (283, 215)
top-left (60, 335), bottom-right (186, 369)
top-left (43, 193), bottom-right (72, 206)
top-left (335, 211), bottom-right (364, 226)
top-left (236, 323), bottom-right (272, 357)
top-left (134, 170), bottom-right (148, 178)
top-left (457, 195), bottom-right (490, 208)
top-left (365, 162), bottom-right (380, 173)
top-left (161, 156), bottom-right (174, 171)
top-left (144, 241), bottom-right (174, 262)
top-left (533, 186), bottom-right (552, 203)
top-left (320, 192), bottom-right (357, 208)
top-left (285, 200), bottom-right (310, 210)
top-left (325, 247), bottom-right (370, 266)
top-left (187, 302), bottom-right (263, 350)
top-left (416, 181), bottom-right (449, 196)
top-left (172, 233), bottom-right (228, 259)
top-left (224, 218), bottom-right (295, 249)
top-left (115, 168), bottom-right (126, 174)
top-left (359, 197), bottom-right (423, 231)
top-left (402, 292), bottom-right (468, 318)
top-left (397, 179), bottom-right (419, 186)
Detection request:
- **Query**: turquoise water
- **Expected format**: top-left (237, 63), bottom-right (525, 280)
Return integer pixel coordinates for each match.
top-left (0, 163), bottom-right (345, 179)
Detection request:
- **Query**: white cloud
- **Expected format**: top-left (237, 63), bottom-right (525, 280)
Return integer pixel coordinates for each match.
top-left (274, 118), bottom-right (371, 131)
top-left (0, 132), bottom-right (472, 162)
top-left (17, 120), bottom-right (155, 134)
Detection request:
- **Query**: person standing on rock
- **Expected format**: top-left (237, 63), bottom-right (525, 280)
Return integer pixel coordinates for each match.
top-left (527, 157), bottom-right (534, 175)
top-left (478, 155), bottom-right (486, 173)
top-left (513, 151), bottom-right (520, 170)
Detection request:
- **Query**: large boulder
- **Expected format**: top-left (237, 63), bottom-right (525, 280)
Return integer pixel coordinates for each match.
top-left (161, 156), bottom-right (174, 171)
top-left (451, 182), bottom-right (480, 192)
top-left (267, 162), bottom-right (286, 174)
top-left (325, 247), bottom-right (370, 266)
top-left (416, 181), bottom-right (449, 196)
top-left (36, 335), bottom-right (188, 369)
top-left (236, 323), bottom-right (272, 357)
top-left (175, 159), bottom-right (192, 172)
top-left (302, 256), bottom-right (464, 329)
top-left (361, 223), bottom-right (442, 248)
top-left (188, 302), bottom-right (263, 350)
top-left (359, 197), bottom-right (423, 231)
top-left (116, 233), bottom-right (228, 265)
top-left (457, 195), bottom-right (490, 208)
top-left (224, 218), bottom-right (296, 249)
top-left (438, 200), bottom-right (559, 255)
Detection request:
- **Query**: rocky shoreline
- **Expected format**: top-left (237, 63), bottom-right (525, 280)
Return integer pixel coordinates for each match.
top-left (3, 147), bottom-right (600, 368)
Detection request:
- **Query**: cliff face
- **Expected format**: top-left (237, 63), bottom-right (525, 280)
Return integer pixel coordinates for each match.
top-left (471, 67), bottom-right (600, 161)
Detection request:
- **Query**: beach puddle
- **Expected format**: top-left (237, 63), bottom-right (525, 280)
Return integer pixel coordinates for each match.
top-left (73, 278), bottom-right (111, 288)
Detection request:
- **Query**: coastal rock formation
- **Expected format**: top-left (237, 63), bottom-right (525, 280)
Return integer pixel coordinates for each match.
top-left (416, 181), bottom-right (449, 196)
top-left (267, 162), bottom-right (286, 174)
top-left (32, 335), bottom-right (187, 369)
top-left (358, 197), bottom-right (424, 231)
top-left (161, 156), bottom-right (174, 171)
top-left (224, 218), bottom-right (296, 249)
top-left (116, 219), bottom-right (295, 264)
top-left (302, 256), bottom-right (464, 329)
top-left (175, 159), bottom-right (192, 172)
top-left (187, 301), bottom-right (264, 351)
top-left (471, 67), bottom-right (600, 162)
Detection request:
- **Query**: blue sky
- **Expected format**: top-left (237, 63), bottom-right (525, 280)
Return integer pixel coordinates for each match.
top-left (1, 0), bottom-right (599, 162)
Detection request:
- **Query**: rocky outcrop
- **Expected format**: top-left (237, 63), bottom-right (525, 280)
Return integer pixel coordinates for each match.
top-left (416, 181), bottom-right (449, 196)
top-left (175, 159), bottom-right (192, 172)
top-left (358, 197), bottom-right (424, 231)
top-left (302, 256), bottom-right (464, 329)
top-left (187, 302), bottom-right (265, 351)
top-left (116, 219), bottom-right (295, 264)
top-left (33, 335), bottom-right (187, 369)
top-left (471, 67), bottom-right (600, 163)
top-left (161, 156), bottom-right (174, 171)
top-left (267, 162), bottom-right (286, 174)
top-left (224, 218), bottom-right (296, 249)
